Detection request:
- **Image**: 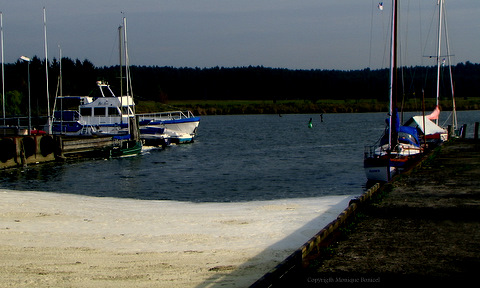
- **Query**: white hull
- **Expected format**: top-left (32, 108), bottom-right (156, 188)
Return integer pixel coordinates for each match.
top-left (141, 130), bottom-right (193, 143)
top-left (138, 111), bottom-right (200, 142)
top-left (364, 143), bottom-right (422, 182)
top-left (142, 121), bottom-right (199, 138)
top-left (364, 165), bottom-right (397, 182)
top-left (163, 121), bottom-right (199, 136)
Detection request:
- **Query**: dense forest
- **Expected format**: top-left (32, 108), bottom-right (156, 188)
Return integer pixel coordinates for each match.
top-left (2, 57), bottom-right (479, 116)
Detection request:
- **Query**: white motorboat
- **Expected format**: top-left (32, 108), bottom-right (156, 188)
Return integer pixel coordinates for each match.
top-left (51, 81), bottom-right (135, 136)
top-left (138, 110), bottom-right (200, 144)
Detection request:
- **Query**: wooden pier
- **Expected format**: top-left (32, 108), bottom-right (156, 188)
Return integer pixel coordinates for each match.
top-left (251, 137), bottom-right (480, 287)
top-left (0, 134), bottom-right (118, 169)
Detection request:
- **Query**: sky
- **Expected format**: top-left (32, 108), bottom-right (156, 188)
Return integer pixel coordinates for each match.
top-left (0, 0), bottom-right (478, 70)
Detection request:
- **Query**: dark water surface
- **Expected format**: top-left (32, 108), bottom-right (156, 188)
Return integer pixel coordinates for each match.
top-left (1, 112), bottom-right (477, 202)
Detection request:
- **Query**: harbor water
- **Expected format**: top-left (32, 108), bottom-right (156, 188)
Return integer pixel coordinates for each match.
top-left (0, 111), bottom-right (478, 202)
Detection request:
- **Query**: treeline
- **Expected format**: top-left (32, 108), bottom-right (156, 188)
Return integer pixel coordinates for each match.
top-left (2, 57), bottom-right (479, 116)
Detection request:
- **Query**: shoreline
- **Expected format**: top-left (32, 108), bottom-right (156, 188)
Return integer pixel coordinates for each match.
top-left (0, 190), bottom-right (354, 287)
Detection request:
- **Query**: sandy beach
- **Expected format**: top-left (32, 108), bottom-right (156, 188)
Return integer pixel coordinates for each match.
top-left (0, 189), bottom-right (353, 287)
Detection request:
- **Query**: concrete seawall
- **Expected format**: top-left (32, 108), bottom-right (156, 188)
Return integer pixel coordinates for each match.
top-left (252, 138), bottom-right (480, 287)
top-left (0, 135), bottom-right (57, 169)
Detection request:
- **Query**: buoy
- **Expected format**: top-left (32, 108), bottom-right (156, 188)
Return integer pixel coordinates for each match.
top-left (308, 118), bottom-right (313, 128)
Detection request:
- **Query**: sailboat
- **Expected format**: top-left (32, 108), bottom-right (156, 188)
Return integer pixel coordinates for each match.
top-left (364, 0), bottom-right (423, 182)
top-left (110, 16), bottom-right (143, 157)
top-left (430, 0), bottom-right (457, 133)
top-left (405, 0), bottom-right (457, 145)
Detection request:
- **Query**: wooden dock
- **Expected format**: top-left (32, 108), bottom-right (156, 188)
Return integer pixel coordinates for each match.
top-left (0, 134), bottom-right (117, 169)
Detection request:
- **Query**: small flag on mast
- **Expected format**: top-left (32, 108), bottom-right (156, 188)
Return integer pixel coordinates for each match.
top-left (378, 2), bottom-right (384, 10)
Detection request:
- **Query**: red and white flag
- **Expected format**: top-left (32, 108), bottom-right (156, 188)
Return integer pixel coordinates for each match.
top-left (427, 106), bottom-right (441, 121)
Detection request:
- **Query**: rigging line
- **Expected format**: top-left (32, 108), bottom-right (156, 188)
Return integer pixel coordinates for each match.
top-left (439, 64), bottom-right (451, 127)
top-left (442, 0), bottom-right (457, 129)
top-left (435, 0), bottom-right (444, 112)
top-left (369, 0), bottom-right (374, 68)
top-left (1, 12), bottom-right (4, 125)
top-left (107, 27), bottom-right (120, 69)
top-left (403, 0), bottom-right (420, 110)
top-left (401, 0), bottom-right (410, 67)
top-left (370, 1), bottom-right (388, 69)
top-left (396, 1), bottom-right (409, 120)
top-left (442, 2), bottom-right (454, 66)
top-left (418, 0), bottom-right (424, 66)
top-left (380, 1), bottom-right (389, 69)
top-left (421, 1), bottom-right (439, 103)
top-left (399, 0), bottom-right (408, 117)
top-left (421, 1), bottom-right (438, 64)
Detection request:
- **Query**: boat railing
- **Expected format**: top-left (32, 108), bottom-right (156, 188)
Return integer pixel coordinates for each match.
top-left (0, 116), bottom-right (48, 131)
top-left (83, 115), bottom-right (131, 125)
top-left (395, 143), bottom-right (423, 156)
top-left (1, 116), bottom-right (30, 127)
top-left (364, 145), bottom-right (381, 159)
top-left (53, 110), bottom-right (81, 122)
top-left (137, 111), bottom-right (195, 121)
top-left (365, 143), bottom-right (422, 159)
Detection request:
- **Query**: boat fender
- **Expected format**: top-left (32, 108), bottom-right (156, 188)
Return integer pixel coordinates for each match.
top-left (0, 138), bottom-right (16, 163)
top-left (40, 135), bottom-right (55, 157)
top-left (22, 137), bottom-right (36, 158)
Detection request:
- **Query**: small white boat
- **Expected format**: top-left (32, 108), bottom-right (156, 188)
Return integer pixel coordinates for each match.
top-left (403, 115), bottom-right (448, 145)
top-left (138, 110), bottom-right (200, 144)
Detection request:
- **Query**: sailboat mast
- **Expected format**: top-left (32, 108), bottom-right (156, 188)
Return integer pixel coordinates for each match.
top-left (1, 12), bottom-right (5, 126)
top-left (118, 24), bottom-right (123, 97)
top-left (58, 45), bottom-right (63, 134)
top-left (122, 17), bottom-right (131, 133)
top-left (435, 0), bottom-right (443, 125)
top-left (59, 45), bottom-right (62, 97)
top-left (388, 0), bottom-right (398, 151)
top-left (123, 17), bottom-right (130, 97)
top-left (44, 7), bottom-right (52, 134)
